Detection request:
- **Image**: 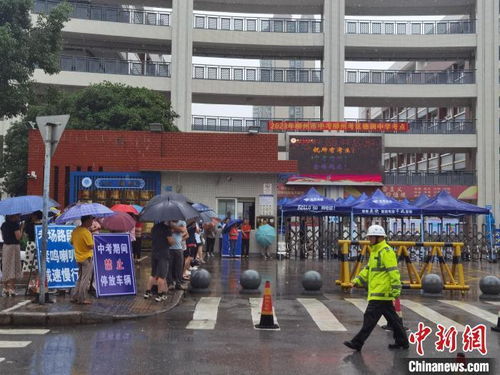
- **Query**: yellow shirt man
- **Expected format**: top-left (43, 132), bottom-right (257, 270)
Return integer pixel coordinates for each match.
top-left (71, 226), bottom-right (94, 263)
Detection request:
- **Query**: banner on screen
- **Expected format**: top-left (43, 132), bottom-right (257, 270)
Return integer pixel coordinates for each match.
top-left (93, 233), bottom-right (136, 297)
top-left (36, 225), bottom-right (79, 289)
top-left (288, 136), bottom-right (383, 185)
top-left (269, 121), bottom-right (409, 133)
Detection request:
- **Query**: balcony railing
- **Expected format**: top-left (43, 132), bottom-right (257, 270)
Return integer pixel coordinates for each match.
top-left (193, 13), bottom-right (322, 33)
top-left (193, 65), bottom-right (323, 82)
top-left (345, 119), bottom-right (475, 134)
top-left (192, 117), bottom-right (320, 132)
top-left (345, 19), bottom-right (475, 35)
top-left (384, 171), bottom-right (477, 185)
top-left (58, 56), bottom-right (170, 77)
top-left (34, 0), bottom-right (171, 26)
top-left (193, 117), bottom-right (475, 134)
top-left (345, 69), bottom-right (475, 84)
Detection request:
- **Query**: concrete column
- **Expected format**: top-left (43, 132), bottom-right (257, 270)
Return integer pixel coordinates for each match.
top-left (476, 0), bottom-right (500, 218)
top-left (171, 0), bottom-right (193, 132)
top-left (322, 0), bottom-right (345, 121)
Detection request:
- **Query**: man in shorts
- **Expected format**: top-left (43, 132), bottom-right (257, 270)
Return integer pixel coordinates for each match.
top-left (169, 220), bottom-right (188, 290)
top-left (144, 221), bottom-right (174, 302)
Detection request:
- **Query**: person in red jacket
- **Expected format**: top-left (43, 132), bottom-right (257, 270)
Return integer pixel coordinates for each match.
top-left (241, 219), bottom-right (251, 258)
top-left (229, 224), bottom-right (239, 257)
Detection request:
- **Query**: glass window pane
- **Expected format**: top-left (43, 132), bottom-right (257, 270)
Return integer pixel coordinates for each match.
top-left (195, 16), bottom-right (205, 28)
top-left (261, 19), bottom-right (270, 32)
top-left (120, 10), bottom-right (130, 23)
top-left (298, 21), bottom-right (308, 33)
top-left (105, 9), bottom-right (118, 22)
top-left (208, 17), bottom-right (218, 29)
top-left (221, 18), bottom-right (231, 30)
top-left (158, 64), bottom-right (169, 77)
top-left (311, 21), bottom-right (321, 33)
top-left (437, 22), bottom-right (447, 34)
top-left (286, 70), bottom-right (297, 82)
top-left (384, 23), bottom-right (394, 34)
top-left (273, 20), bottom-right (284, 32)
top-left (90, 7), bottom-right (102, 20)
top-left (208, 67), bottom-right (217, 79)
top-left (286, 21), bottom-right (296, 33)
top-left (260, 69), bottom-right (271, 81)
top-left (372, 22), bottom-right (382, 34)
top-left (311, 70), bottom-right (321, 82)
top-left (220, 118), bottom-right (230, 128)
top-left (133, 12), bottom-right (144, 24)
top-left (346, 21), bottom-right (357, 34)
top-left (194, 66), bottom-right (205, 79)
top-left (359, 22), bottom-right (370, 34)
top-left (193, 117), bottom-right (204, 130)
top-left (299, 70), bottom-right (309, 82)
top-left (74, 5), bottom-right (90, 19)
top-left (234, 68), bottom-right (243, 80)
top-left (360, 71), bottom-right (370, 83)
top-left (372, 72), bottom-right (382, 83)
top-left (146, 12), bottom-right (156, 25)
top-left (396, 23), bottom-right (406, 34)
top-left (345, 71), bottom-right (356, 83)
top-left (246, 69), bottom-right (256, 80)
top-left (273, 70), bottom-right (284, 82)
top-left (159, 14), bottom-right (169, 26)
top-left (247, 19), bottom-right (257, 31)
top-left (221, 68), bottom-right (231, 80)
top-left (234, 18), bottom-right (243, 31)
top-left (411, 23), bottom-right (421, 34)
top-left (424, 23), bottom-right (434, 34)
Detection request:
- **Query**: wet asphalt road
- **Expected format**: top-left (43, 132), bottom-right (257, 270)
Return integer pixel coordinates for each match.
top-left (1, 258), bottom-right (499, 375)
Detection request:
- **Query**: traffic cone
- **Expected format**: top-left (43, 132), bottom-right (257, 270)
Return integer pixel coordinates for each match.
top-left (255, 281), bottom-right (279, 329)
top-left (491, 310), bottom-right (500, 332)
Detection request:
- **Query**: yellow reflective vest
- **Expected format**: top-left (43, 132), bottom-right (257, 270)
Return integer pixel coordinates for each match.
top-left (352, 240), bottom-right (402, 301)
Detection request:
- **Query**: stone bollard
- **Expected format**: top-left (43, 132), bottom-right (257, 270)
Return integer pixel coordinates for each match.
top-left (479, 276), bottom-right (500, 300)
top-left (190, 269), bottom-right (211, 293)
top-left (421, 273), bottom-right (443, 297)
top-left (240, 270), bottom-right (262, 294)
top-left (302, 271), bottom-right (322, 295)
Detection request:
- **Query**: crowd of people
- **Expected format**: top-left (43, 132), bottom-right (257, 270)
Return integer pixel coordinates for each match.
top-left (1, 210), bottom-right (257, 302)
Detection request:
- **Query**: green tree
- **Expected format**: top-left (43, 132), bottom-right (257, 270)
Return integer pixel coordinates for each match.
top-left (0, 0), bottom-right (71, 118)
top-left (1, 83), bottom-right (178, 196)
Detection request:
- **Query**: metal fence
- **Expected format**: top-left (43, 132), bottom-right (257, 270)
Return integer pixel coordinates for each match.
top-left (193, 13), bottom-right (322, 33)
top-left (191, 116), bottom-right (321, 132)
top-left (344, 69), bottom-right (475, 84)
top-left (345, 19), bottom-right (475, 35)
top-left (59, 56), bottom-right (170, 77)
top-left (192, 117), bottom-right (474, 134)
top-left (192, 64), bottom-right (323, 82)
top-left (383, 171), bottom-right (477, 185)
top-left (34, 0), bottom-right (171, 26)
top-left (281, 216), bottom-right (491, 261)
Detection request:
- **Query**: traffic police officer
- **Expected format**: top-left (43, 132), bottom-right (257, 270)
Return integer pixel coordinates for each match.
top-left (344, 224), bottom-right (409, 351)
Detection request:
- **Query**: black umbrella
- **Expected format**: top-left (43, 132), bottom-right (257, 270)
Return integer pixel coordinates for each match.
top-left (140, 195), bottom-right (199, 222)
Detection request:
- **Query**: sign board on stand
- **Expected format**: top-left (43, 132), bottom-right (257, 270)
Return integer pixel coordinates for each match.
top-left (93, 233), bottom-right (136, 297)
top-left (35, 225), bottom-right (78, 289)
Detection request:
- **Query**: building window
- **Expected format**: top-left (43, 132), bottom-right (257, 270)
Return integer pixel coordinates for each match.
top-left (217, 198), bottom-right (236, 220)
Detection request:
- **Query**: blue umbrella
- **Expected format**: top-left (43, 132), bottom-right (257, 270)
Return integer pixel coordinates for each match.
top-left (0, 195), bottom-right (59, 216)
top-left (55, 203), bottom-right (115, 224)
top-left (256, 224), bottom-right (276, 247)
top-left (222, 219), bottom-right (243, 234)
top-left (132, 204), bottom-right (143, 213)
top-left (192, 203), bottom-right (213, 212)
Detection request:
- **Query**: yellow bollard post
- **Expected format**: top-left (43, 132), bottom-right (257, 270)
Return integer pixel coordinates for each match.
top-left (350, 243), bottom-right (370, 281)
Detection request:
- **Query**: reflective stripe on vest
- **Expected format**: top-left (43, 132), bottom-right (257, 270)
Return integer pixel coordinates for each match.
top-left (370, 293), bottom-right (386, 297)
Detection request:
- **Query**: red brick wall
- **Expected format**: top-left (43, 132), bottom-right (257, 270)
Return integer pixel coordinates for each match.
top-left (27, 130), bottom-right (297, 206)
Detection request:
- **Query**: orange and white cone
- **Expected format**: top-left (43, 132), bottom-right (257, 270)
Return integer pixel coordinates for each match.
top-left (255, 281), bottom-right (279, 329)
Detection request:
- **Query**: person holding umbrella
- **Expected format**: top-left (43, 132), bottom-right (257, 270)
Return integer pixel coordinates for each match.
top-left (1, 214), bottom-right (23, 296)
top-left (70, 215), bottom-right (96, 304)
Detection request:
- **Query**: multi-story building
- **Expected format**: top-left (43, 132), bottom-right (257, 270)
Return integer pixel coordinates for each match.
top-left (28, 0), bottom-right (499, 220)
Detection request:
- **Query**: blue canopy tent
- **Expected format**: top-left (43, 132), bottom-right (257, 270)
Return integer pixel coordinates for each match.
top-left (352, 190), bottom-right (421, 217)
top-left (412, 193), bottom-right (430, 207)
top-left (280, 188), bottom-right (337, 246)
top-left (419, 190), bottom-right (489, 216)
top-left (280, 188), bottom-right (336, 216)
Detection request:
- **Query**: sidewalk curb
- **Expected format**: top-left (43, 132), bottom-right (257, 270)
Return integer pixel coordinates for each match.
top-left (0, 290), bottom-right (184, 326)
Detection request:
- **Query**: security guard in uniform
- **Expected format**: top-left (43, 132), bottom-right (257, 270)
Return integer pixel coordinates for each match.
top-left (344, 224), bottom-right (409, 351)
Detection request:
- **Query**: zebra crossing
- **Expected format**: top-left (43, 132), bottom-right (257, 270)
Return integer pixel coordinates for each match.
top-left (183, 296), bottom-right (500, 332)
top-left (0, 329), bottom-right (49, 363)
